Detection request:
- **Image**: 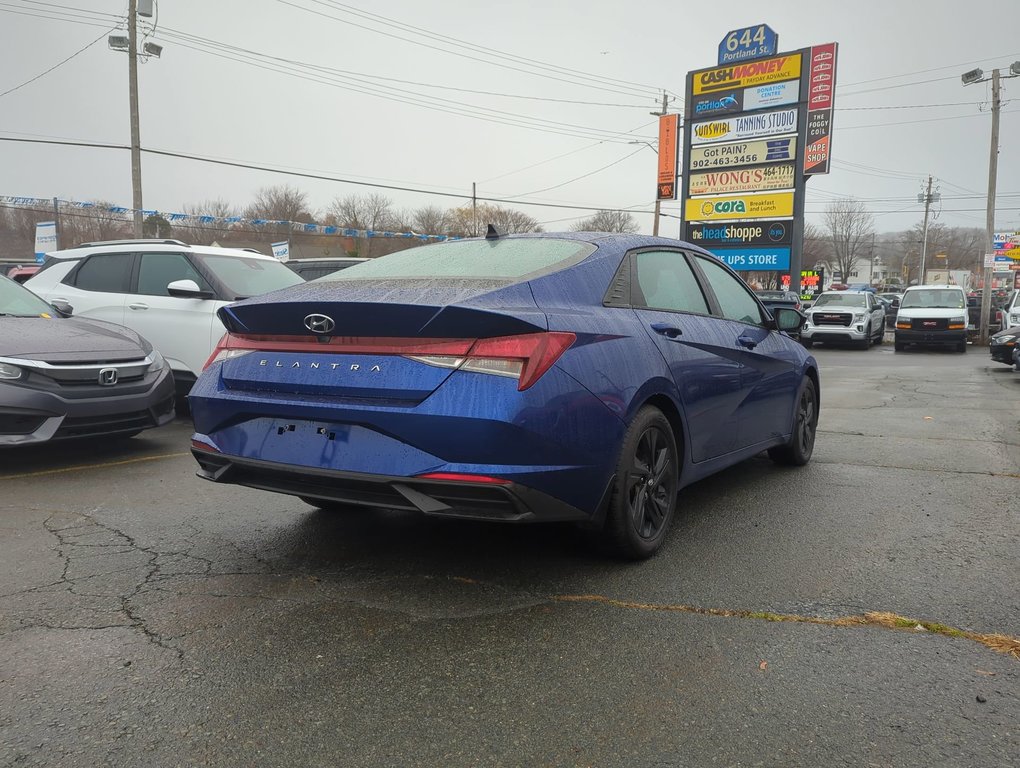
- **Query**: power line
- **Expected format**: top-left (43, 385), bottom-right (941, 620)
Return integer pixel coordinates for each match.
top-left (272, 0), bottom-right (659, 100)
top-left (0, 135), bottom-right (656, 214)
top-left (162, 35), bottom-right (657, 145)
top-left (509, 147), bottom-right (646, 198)
top-left (0, 25), bottom-right (113, 98)
top-left (283, 0), bottom-right (665, 98)
top-left (156, 27), bottom-right (652, 109)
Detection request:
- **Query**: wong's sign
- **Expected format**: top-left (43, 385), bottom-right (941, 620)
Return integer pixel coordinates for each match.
top-left (688, 164), bottom-right (795, 195)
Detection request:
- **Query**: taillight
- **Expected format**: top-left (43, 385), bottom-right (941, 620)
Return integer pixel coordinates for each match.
top-left (203, 334), bottom-right (257, 369)
top-left (203, 331), bottom-right (575, 390)
top-left (410, 333), bottom-right (575, 390)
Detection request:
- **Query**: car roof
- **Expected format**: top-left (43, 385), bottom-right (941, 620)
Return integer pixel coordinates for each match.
top-left (44, 241), bottom-right (278, 262)
top-left (904, 284), bottom-right (965, 291)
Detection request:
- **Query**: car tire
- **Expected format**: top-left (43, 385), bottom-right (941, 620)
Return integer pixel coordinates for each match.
top-left (874, 320), bottom-right (885, 344)
top-left (894, 341), bottom-right (905, 352)
top-left (768, 376), bottom-right (818, 467)
top-left (956, 342), bottom-right (967, 353)
top-left (601, 406), bottom-right (679, 560)
top-left (802, 338), bottom-right (813, 349)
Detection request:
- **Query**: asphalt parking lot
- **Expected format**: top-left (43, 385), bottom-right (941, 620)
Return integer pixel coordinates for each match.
top-left (2, 343), bottom-right (1019, 767)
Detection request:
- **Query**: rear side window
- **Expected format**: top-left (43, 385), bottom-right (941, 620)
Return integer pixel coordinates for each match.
top-left (693, 255), bottom-right (764, 326)
top-left (632, 250), bottom-right (710, 314)
top-left (321, 238), bottom-right (596, 281)
top-left (137, 253), bottom-right (210, 296)
top-left (70, 253), bottom-right (133, 293)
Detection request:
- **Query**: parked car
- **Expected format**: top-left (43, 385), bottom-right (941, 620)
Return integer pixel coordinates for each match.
top-left (999, 289), bottom-right (1020, 332)
top-left (26, 239), bottom-right (304, 396)
top-left (286, 257), bottom-right (368, 281)
top-left (877, 292), bottom-right (902, 324)
top-left (989, 325), bottom-right (1020, 366)
top-left (754, 290), bottom-right (802, 314)
top-left (800, 290), bottom-right (886, 349)
top-left (189, 232), bottom-right (818, 559)
top-left (0, 274), bottom-right (175, 446)
top-left (4, 265), bottom-right (40, 283)
top-left (894, 284), bottom-right (968, 352)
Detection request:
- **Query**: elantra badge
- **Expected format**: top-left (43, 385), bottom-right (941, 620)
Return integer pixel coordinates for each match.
top-left (304, 314), bottom-right (335, 334)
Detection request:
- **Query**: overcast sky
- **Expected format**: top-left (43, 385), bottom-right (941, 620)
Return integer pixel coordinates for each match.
top-left (1, 0), bottom-right (1018, 237)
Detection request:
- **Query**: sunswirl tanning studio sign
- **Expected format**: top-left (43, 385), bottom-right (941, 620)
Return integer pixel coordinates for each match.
top-left (690, 108), bottom-right (798, 145)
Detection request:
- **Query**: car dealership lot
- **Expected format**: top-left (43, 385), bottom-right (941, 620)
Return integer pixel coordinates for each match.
top-left (2, 345), bottom-right (1018, 767)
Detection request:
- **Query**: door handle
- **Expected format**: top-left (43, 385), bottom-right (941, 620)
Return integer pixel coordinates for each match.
top-left (737, 335), bottom-right (758, 349)
top-left (650, 322), bottom-right (682, 339)
top-left (128, 303), bottom-right (149, 310)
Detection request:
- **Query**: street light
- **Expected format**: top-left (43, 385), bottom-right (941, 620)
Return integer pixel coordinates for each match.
top-left (628, 140), bottom-right (667, 236)
top-left (962, 62), bottom-right (1019, 343)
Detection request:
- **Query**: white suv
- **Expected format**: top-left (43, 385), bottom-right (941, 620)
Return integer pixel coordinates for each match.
top-left (26, 239), bottom-right (303, 394)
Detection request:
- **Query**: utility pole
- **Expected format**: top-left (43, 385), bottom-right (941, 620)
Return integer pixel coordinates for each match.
top-left (962, 61), bottom-right (1018, 344)
top-left (651, 92), bottom-right (669, 237)
top-left (979, 69), bottom-right (1001, 344)
top-left (918, 174), bottom-right (937, 283)
top-left (127, 0), bottom-right (143, 237)
top-left (472, 182), bottom-right (477, 237)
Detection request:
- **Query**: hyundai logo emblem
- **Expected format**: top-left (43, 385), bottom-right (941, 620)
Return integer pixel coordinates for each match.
top-left (303, 314), bottom-right (336, 334)
top-left (98, 367), bottom-right (118, 386)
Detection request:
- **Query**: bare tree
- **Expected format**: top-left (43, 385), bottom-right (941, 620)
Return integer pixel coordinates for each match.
top-left (822, 197), bottom-right (874, 285)
top-left (61, 201), bottom-right (129, 246)
top-left (244, 184), bottom-right (313, 223)
top-left (326, 193), bottom-right (400, 258)
top-left (572, 209), bottom-right (638, 233)
top-left (411, 205), bottom-right (452, 236)
top-left (446, 203), bottom-right (542, 237)
top-left (182, 199), bottom-right (240, 245)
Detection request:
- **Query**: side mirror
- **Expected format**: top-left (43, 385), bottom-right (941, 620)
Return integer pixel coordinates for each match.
top-left (167, 279), bottom-right (214, 299)
top-left (772, 307), bottom-right (805, 332)
top-left (50, 299), bottom-right (73, 317)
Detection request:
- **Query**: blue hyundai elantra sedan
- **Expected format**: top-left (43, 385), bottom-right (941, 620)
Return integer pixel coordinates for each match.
top-left (190, 231), bottom-right (818, 558)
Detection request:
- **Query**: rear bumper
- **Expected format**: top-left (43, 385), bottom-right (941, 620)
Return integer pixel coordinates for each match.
top-left (192, 448), bottom-right (597, 523)
top-left (894, 329), bottom-right (966, 346)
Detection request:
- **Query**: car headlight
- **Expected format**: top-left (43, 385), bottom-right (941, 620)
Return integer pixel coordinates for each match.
top-left (994, 334), bottom-right (1018, 345)
top-left (853, 313), bottom-right (865, 323)
top-left (146, 349), bottom-right (166, 373)
top-left (0, 362), bottom-right (24, 380)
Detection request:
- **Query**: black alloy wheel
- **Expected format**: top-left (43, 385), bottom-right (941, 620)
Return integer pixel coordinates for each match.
top-left (602, 406), bottom-right (679, 559)
top-left (768, 377), bottom-right (818, 466)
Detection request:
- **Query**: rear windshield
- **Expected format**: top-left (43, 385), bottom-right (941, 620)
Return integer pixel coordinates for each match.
top-left (901, 289), bottom-right (965, 309)
top-left (195, 254), bottom-right (303, 299)
top-left (319, 238), bottom-right (596, 281)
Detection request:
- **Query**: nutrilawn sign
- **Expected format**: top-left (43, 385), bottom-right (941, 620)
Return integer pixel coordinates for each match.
top-left (680, 26), bottom-right (838, 285)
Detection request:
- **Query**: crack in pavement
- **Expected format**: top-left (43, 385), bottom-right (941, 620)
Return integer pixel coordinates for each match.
top-left (553, 594), bottom-right (1020, 661)
top-left (812, 459), bottom-right (1020, 479)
